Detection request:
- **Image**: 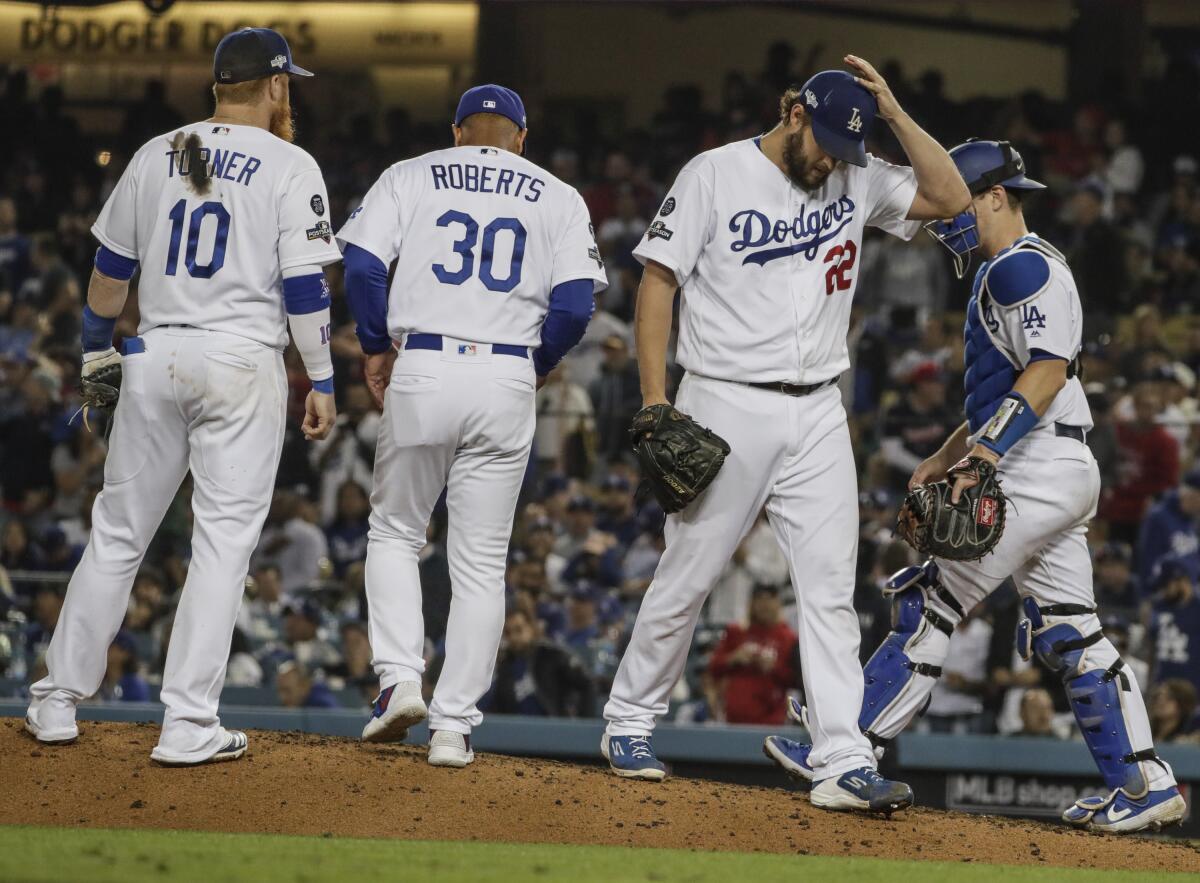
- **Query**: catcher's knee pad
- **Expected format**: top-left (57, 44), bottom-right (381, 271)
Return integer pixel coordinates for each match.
top-left (1018, 597), bottom-right (1164, 796)
top-left (860, 559), bottom-right (964, 745)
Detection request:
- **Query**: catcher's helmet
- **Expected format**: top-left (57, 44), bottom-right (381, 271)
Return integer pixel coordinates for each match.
top-left (926, 140), bottom-right (1045, 279)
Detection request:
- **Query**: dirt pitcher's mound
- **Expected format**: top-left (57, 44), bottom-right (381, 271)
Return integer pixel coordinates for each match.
top-left (1, 720), bottom-right (1193, 872)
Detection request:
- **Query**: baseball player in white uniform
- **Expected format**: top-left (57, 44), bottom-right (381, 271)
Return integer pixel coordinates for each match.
top-left (24, 29), bottom-right (340, 765)
top-left (338, 85), bottom-right (606, 767)
top-left (765, 140), bottom-right (1186, 833)
top-left (600, 58), bottom-right (969, 814)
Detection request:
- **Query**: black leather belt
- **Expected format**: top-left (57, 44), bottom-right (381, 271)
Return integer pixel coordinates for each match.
top-left (1054, 423), bottom-right (1086, 443)
top-left (749, 375), bottom-right (839, 397)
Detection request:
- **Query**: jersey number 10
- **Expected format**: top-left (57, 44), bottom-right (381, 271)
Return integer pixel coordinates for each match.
top-left (432, 210), bottom-right (527, 293)
top-left (165, 199), bottom-right (230, 279)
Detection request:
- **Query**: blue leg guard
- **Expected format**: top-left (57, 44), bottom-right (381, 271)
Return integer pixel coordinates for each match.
top-left (859, 560), bottom-right (965, 746)
top-left (1019, 597), bottom-right (1166, 797)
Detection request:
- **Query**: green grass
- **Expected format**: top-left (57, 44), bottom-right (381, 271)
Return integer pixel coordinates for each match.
top-left (0, 826), bottom-right (1190, 883)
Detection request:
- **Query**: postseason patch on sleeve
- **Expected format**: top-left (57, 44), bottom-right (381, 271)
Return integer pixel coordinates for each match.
top-left (306, 220), bottom-right (333, 243)
top-left (647, 220), bottom-right (674, 241)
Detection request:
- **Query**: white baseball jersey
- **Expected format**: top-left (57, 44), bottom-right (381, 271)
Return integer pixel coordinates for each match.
top-left (335, 145), bottom-right (608, 347)
top-left (973, 235), bottom-right (1092, 442)
top-left (633, 138), bottom-right (920, 384)
top-left (92, 122), bottom-right (341, 349)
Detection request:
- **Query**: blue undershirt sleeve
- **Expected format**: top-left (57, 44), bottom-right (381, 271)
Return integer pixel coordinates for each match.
top-left (342, 243), bottom-right (392, 355)
top-left (533, 279), bottom-right (596, 377)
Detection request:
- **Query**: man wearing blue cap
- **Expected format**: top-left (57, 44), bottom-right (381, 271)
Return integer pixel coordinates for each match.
top-left (338, 85), bottom-right (606, 767)
top-left (766, 138), bottom-right (1187, 833)
top-left (25, 28), bottom-right (340, 766)
top-left (600, 56), bottom-right (965, 813)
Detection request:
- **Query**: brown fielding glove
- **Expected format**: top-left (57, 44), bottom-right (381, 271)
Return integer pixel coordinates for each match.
top-left (897, 455), bottom-right (1006, 561)
top-left (629, 404), bottom-right (730, 514)
top-left (78, 347), bottom-right (123, 433)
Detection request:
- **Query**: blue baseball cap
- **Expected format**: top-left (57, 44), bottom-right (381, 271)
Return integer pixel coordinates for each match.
top-left (948, 140), bottom-right (1045, 196)
top-left (797, 70), bottom-right (877, 168)
top-left (455, 84), bottom-right (527, 130)
top-left (213, 28), bottom-right (312, 85)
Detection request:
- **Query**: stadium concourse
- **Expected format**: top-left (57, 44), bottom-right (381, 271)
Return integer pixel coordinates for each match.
top-left (3, 34), bottom-right (1200, 823)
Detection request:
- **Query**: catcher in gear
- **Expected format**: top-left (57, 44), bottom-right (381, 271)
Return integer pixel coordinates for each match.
top-left (629, 404), bottom-right (729, 514)
top-left (764, 139), bottom-right (1185, 835)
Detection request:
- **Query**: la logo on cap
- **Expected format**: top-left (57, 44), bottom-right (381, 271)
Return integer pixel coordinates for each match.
top-left (847, 107), bottom-right (863, 133)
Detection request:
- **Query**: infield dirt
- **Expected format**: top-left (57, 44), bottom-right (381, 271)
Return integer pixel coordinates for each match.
top-left (1, 719), bottom-right (1194, 874)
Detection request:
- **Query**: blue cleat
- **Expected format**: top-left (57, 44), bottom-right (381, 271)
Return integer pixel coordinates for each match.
top-left (763, 735), bottom-right (815, 782)
top-left (601, 734), bottom-right (667, 781)
top-left (810, 767), bottom-right (913, 814)
top-left (1063, 785), bottom-right (1186, 834)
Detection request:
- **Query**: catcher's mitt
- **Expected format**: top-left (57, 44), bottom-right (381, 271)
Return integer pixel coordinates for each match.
top-left (896, 455), bottom-right (1006, 561)
top-left (629, 404), bottom-right (730, 514)
top-left (78, 347), bottom-right (123, 433)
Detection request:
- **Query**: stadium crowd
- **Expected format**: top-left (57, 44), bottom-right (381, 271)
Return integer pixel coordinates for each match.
top-left (3, 41), bottom-right (1200, 744)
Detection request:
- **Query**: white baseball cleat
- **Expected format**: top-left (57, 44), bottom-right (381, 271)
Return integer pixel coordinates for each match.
top-left (427, 730), bottom-right (474, 768)
top-left (24, 696), bottom-right (79, 745)
top-left (151, 728), bottom-right (248, 766)
top-left (362, 682), bottom-right (427, 743)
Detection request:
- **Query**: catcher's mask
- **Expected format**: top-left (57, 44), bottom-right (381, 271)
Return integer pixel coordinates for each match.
top-left (924, 138), bottom-right (1045, 279)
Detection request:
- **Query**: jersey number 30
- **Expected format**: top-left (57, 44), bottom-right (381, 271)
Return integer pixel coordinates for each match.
top-left (165, 199), bottom-right (230, 279)
top-left (432, 210), bottom-right (527, 293)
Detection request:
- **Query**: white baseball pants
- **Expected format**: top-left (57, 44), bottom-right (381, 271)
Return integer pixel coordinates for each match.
top-left (605, 374), bottom-right (877, 779)
top-left (28, 327), bottom-right (286, 762)
top-left (364, 339), bottom-right (536, 734)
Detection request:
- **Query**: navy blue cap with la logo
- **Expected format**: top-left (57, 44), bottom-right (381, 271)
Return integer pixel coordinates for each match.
top-left (454, 84), bottom-right (527, 130)
top-left (798, 70), bottom-right (877, 168)
top-left (213, 28), bottom-right (313, 85)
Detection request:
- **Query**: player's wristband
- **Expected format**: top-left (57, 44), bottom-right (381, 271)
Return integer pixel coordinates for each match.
top-left (311, 377), bottom-right (335, 394)
top-left (94, 246), bottom-right (138, 281)
top-left (81, 304), bottom-right (117, 353)
top-left (979, 391), bottom-right (1039, 457)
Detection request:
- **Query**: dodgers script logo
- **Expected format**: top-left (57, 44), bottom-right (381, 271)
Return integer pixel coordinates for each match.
top-left (729, 196), bottom-right (855, 266)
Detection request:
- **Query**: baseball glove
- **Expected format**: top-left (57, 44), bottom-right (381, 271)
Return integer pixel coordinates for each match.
top-left (896, 455), bottom-right (1006, 561)
top-left (78, 347), bottom-right (123, 433)
top-left (629, 404), bottom-right (730, 514)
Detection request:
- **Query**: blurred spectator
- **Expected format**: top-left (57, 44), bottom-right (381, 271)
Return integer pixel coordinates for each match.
top-left (1148, 678), bottom-right (1197, 743)
top-left (238, 562), bottom-right (287, 646)
top-left (310, 385), bottom-right (379, 526)
top-left (325, 480), bottom-right (370, 579)
top-left (1149, 558), bottom-right (1200, 693)
top-left (1102, 382), bottom-right (1180, 542)
top-left (1015, 688), bottom-right (1063, 739)
top-left (487, 608), bottom-right (594, 717)
top-left (0, 370), bottom-right (61, 512)
top-left (924, 602), bottom-right (993, 734)
top-left (1061, 180), bottom-right (1129, 316)
top-left (707, 584), bottom-right (798, 725)
top-left (0, 196), bottom-right (30, 292)
top-left (1102, 614), bottom-right (1151, 689)
top-left (876, 362), bottom-right (958, 489)
top-left (226, 627), bottom-right (264, 687)
top-left (22, 584), bottom-right (62, 671)
top-left (589, 335), bottom-right (641, 465)
top-left (1093, 542), bottom-right (1140, 613)
top-left (276, 659), bottom-right (340, 709)
top-left (100, 631), bottom-right (149, 702)
top-left (707, 513), bottom-right (789, 627)
top-left (1137, 470), bottom-right (1200, 592)
top-left (336, 620), bottom-right (375, 699)
top-left (254, 490), bottom-right (329, 595)
top-left (281, 600), bottom-right (341, 674)
top-left (534, 366), bottom-right (595, 478)
top-left (420, 522), bottom-right (453, 645)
